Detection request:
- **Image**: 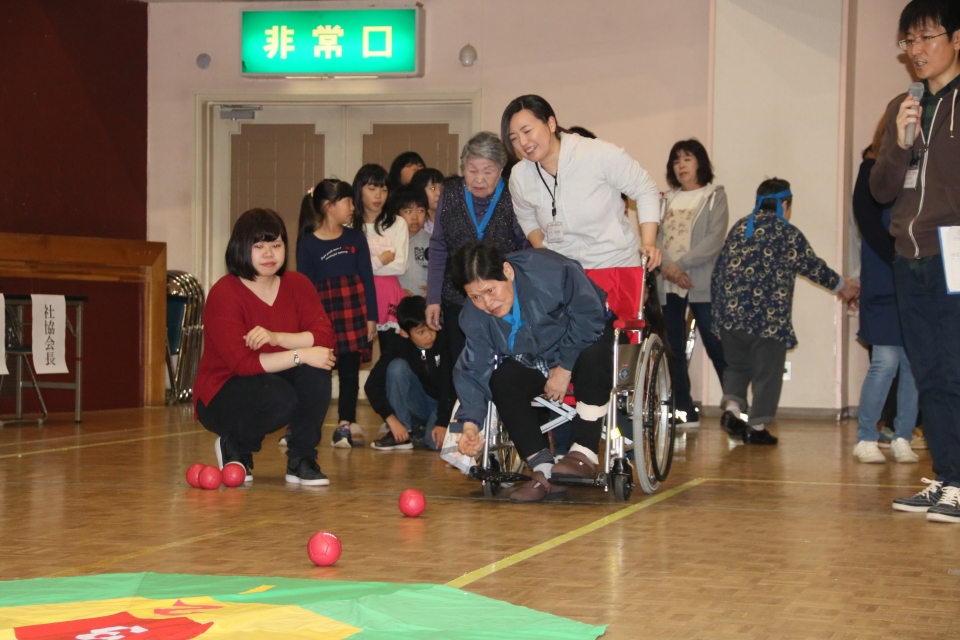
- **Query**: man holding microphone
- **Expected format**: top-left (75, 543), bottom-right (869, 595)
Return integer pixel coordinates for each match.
top-left (870, 0), bottom-right (960, 522)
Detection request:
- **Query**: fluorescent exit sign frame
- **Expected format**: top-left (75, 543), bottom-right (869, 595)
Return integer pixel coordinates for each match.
top-left (241, 8), bottom-right (424, 78)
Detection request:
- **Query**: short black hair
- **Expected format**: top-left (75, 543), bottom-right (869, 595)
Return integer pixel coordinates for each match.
top-left (388, 184), bottom-right (429, 214)
top-left (410, 167), bottom-right (445, 190)
top-left (567, 126), bottom-right (596, 139)
top-left (756, 177), bottom-right (792, 212)
top-left (226, 208), bottom-right (288, 280)
top-left (389, 151), bottom-right (426, 188)
top-left (666, 139), bottom-right (715, 189)
top-left (899, 0), bottom-right (960, 37)
top-left (451, 241), bottom-right (508, 294)
top-left (397, 295), bottom-right (428, 332)
top-left (500, 94), bottom-right (563, 162)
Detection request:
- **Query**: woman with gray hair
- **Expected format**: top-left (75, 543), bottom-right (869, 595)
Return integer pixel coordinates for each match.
top-left (425, 131), bottom-right (528, 362)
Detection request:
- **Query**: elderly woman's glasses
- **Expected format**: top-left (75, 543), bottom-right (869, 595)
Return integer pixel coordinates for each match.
top-left (898, 32), bottom-right (948, 50)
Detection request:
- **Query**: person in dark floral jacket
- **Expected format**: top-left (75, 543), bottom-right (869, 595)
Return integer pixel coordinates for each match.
top-left (711, 178), bottom-right (860, 445)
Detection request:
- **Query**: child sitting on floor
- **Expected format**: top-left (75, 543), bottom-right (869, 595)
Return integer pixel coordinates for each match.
top-left (364, 295), bottom-right (455, 451)
top-left (710, 178), bottom-right (859, 444)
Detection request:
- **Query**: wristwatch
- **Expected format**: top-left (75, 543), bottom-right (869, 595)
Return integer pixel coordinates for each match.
top-left (293, 349), bottom-right (301, 366)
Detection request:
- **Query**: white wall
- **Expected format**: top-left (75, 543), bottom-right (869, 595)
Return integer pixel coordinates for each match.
top-left (148, 0), bottom-right (712, 273)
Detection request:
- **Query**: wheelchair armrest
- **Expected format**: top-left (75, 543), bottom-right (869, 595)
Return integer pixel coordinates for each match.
top-left (613, 319), bottom-right (646, 330)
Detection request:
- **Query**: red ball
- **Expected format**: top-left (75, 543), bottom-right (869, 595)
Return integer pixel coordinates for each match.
top-left (198, 465), bottom-right (222, 490)
top-left (221, 462), bottom-right (246, 487)
top-left (398, 488), bottom-right (426, 517)
top-left (186, 463), bottom-right (205, 488)
top-left (307, 531), bottom-right (342, 566)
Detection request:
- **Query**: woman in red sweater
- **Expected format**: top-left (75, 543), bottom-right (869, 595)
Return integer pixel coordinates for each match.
top-left (194, 208), bottom-right (337, 486)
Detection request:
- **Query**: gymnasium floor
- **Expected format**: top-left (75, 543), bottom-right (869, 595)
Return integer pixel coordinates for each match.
top-left (1, 404), bottom-right (958, 639)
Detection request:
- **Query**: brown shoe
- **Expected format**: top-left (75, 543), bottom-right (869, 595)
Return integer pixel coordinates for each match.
top-left (509, 471), bottom-right (567, 503)
top-left (551, 450), bottom-right (597, 480)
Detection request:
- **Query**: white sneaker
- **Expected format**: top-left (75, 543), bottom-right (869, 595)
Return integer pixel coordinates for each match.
top-left (891, 437), bottom-right (919, 463)
top-left (853, 440), bottom-right (886, 463)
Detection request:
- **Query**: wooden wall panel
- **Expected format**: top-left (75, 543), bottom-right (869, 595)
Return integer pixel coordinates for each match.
top-left (362, 124), bottom-right (460, 177)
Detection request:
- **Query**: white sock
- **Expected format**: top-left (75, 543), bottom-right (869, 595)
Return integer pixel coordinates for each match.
top-left (751, 423), bottom-right (766, 431)
top-left (724, 401), bottom-right (741, 413)
top-left (569, 443), bottom-right (599, 465)
top-left (534, 462), bottom-right (553, 479)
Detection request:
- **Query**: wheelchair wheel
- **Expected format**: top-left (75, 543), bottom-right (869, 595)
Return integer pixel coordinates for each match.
top-left (645, 341), bottom-right (676, 482)
top-left (613, 472), bottom-right (632, 501)
top-left (632, 334), bottom-right (675, 493)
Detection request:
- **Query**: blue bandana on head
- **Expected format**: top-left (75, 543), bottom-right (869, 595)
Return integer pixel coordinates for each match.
top-left (501, 280), bottom-right (525, 350)
top-left (745, 189), bottom-right (792, 238)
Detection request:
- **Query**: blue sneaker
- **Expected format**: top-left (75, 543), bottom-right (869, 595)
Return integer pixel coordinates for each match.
top-left (331, 424), bottom-right (353, 449)
top-left (892, 478), bottom-right (943, 513)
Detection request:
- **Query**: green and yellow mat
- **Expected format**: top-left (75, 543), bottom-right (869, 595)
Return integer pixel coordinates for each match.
top-left (0, 573), bottom-right (605, 638)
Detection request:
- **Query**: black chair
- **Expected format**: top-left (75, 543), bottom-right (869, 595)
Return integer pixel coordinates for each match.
top-left (1, 305), bottom-right (49, 425)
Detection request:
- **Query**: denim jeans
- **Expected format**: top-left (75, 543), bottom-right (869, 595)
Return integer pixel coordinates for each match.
top-left (856, 345), bottom-right (918, 443)
top-left (894, 256), bottom-right (960, 486)
top-left (663, 294), bottom-right (727, 412)
top-left (386, 358), bottom-right (440, 451)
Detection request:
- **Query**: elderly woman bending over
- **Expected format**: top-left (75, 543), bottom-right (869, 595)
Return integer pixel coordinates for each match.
top-left (425, 131), bottom-right (528, 363)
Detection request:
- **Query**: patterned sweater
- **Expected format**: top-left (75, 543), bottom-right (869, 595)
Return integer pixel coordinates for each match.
top-left (711, 211), bottom-right (841, 348)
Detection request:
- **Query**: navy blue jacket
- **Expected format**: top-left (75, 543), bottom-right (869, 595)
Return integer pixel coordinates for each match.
top-left (453, 249), bottom-right (607, 425)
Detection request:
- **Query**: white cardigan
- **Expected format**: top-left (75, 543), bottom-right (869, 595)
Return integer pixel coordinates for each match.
top-left (364, 217), bottom-right (410, 276)
top-left (509, 132), bottom-right (660, 269)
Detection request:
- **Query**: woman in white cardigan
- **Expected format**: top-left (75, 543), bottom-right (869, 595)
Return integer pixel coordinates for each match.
top-left (500, 95), bottom-right (662, 270)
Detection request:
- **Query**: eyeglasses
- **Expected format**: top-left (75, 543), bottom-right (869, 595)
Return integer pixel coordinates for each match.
top-left (899, 32), bottom-right (948, 50)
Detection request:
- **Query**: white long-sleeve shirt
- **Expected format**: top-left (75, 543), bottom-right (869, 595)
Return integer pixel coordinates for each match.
top-left (364, 217), bottom-right (410, 276)
top-left (509, 132), bottom-right (660, 269)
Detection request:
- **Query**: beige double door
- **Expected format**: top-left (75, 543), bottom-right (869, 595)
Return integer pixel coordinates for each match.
top-left (218, 103), bottom-right (472, 277)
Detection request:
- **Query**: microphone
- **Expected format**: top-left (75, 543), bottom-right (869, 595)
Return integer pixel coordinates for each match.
top-left (904, 82), bottom-right (925, 147)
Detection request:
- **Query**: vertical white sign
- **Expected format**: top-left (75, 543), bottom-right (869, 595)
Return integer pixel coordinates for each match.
top-left (938, 226), bottom-right (960, 294)
top-left (31, 294), bottom-right (68, 374)
top-left (0, 294), bottom-right (7, 376)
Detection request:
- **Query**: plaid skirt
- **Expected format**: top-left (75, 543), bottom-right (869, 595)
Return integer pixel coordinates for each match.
top-left (316, 274), bottom-right (372, 362)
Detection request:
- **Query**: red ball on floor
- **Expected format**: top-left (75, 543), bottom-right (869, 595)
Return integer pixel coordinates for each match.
top-left (198, 465), bottom-right (222, 490)
top-left (221, 462), bottom-right (246, 487)
top-left (398, 488), bottom-right (426, 517)
top-left (307, 531), bottom-right (341, 566)
top-left (186, 463), bottom-right (205, 488)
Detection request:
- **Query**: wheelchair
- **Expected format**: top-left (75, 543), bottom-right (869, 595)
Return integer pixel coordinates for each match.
top-left (468, 257), bottom-right (677, 501)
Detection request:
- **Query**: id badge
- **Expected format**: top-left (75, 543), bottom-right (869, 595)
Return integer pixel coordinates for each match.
top-left (904, 155), bottom-right (921, 190)
top-left (546, 221), bottom-right (564, 243)
top-left (904, 168), bottom-right (919, 190)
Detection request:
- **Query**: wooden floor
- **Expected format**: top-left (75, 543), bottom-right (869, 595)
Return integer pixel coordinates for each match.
top-left (1, 404), bottom-right (958, 639)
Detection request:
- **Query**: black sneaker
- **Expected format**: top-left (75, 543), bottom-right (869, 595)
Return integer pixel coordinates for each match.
top-left (409, 423), bottom-right (430, 449)
top-left (675, 406), bottom-right (700, 428)
top-left (215, 436), bottom-right (253, 482)
top-left (743, 427), bottom-right (778, 445)
top-left (892, 478), bottom-right (943, 512)
top-left (331, 424), bottom-right (353, 449)
top-left (285, 457), bottom-right (329, 486)
top-left (927, 486), bottom-right (960, 523)
top-left (720, 411), bottom-right (748, 439)
top-left (371, 430), bottom-right (413, 450)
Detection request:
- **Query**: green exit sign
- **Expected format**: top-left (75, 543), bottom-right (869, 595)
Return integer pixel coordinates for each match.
top-left (241, 9), bottom-right (423, 77)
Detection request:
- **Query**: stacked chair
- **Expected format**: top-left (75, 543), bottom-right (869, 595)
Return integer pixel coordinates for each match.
top-left (166, 271), bottom-right (205, 404)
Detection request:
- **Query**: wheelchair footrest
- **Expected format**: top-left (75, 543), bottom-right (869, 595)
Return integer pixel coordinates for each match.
top-left (549, 473), bottom-right (610, 488)
top-left (469, 466), bottom-right (531, 484)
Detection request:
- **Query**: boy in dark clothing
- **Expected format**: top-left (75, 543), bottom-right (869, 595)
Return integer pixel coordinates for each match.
top-left (365, 296), bottom-right (455, 451)
top-left (711, 178), bottom-right (859, 445)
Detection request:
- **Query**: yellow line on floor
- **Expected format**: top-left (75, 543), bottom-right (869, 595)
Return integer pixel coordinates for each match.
top-left (701, 477), bottom-right (919, 489)
top-left (48, 519), bottom-right (274, 578)
top-left (0, 429), bottom-right (207, 460)
top-left (446, 477), bottom-right (705, 589)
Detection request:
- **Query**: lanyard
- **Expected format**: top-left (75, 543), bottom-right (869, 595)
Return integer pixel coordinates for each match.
top-left (535, 163), bottom-right (558, 220)
top-left (501, 280), bottom-right (525, 350)
top-left (464, 179), bottom-right (504, 240)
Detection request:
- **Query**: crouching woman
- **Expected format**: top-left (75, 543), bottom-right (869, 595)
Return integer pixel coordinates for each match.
top-left (194, 208), bottom-right (337, 486)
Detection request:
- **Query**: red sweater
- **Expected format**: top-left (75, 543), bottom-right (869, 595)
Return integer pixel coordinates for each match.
top-left (193, 271), bottom-right (335, 409)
